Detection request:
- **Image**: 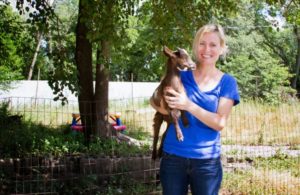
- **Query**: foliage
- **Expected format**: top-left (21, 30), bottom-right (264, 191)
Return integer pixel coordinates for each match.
top-left (265, 0), bottom-right (300, 26)
top-left (254, 152), bottom-right (300, 177)
top-left (97, 175), bottom-right (157, 195)
top-left (0, 5), bottom-right (36, 85)
top-left (42, 0), bottom-right (79, 101)
top-left (126, 126), bottom-right (151, 141)
top-left (3, 0), bottom-right (299, 109)
top-left (110, 15), bottom-right (163, 81)
top-left (0, 3), bottom-right (49, 80)
top-left (258, 0), bottom-right (300, 92)
top-left (220, 2), bottom-right (295, 103)
top-left (110, 0), bottom-right (239, 81)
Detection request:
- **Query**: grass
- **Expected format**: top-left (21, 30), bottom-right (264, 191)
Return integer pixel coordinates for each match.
top-left (3, 97), bottom-right (300, 146)
top-left (222, 152), bottom-right (300, 195)
top-left (1, 97), bottom-right (300, 194)
top-left (221, 100), bottom-right (300, 146)
top-left (253, 155), bottom-right (300, 178)
top-left (222, 168), bottom-right (300, 195)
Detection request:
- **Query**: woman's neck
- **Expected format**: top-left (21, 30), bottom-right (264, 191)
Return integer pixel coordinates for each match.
top-left (193, 64), bottom-right (223, 92)
top-left (195, 63), bottom-right (218, 78)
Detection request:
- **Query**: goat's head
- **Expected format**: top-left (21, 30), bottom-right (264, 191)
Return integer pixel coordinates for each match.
top-left (163, 46), bottom-right (196, 71)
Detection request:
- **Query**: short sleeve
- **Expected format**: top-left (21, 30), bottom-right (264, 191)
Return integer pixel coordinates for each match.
top-left (220, 74), bottom-right (240, 106)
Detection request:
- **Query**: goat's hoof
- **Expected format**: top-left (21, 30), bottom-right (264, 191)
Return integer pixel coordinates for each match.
top-left (183, 122), bottom-right (189, 127)
top-left (178, 137), bottom-right (184, 142)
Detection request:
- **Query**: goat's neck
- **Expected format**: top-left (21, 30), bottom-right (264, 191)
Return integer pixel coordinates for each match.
top-left (164, 61), bottom-right (181, 90)
top-left (165, 58), bottom-right (180, 76)
top-left (166, 67), bottom-right (180, 78)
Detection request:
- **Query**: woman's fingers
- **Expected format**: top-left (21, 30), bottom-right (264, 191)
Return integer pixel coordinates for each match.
top-left (164, 87), bottom-right (178, 96)
top-left (163, 87), bottom-right (186, 109)
top-left (165, 95), bottom-right (175, 102)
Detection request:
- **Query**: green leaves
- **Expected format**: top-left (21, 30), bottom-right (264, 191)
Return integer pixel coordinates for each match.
top-left (110, 0), bottom-right (240, 82)
top-left (221, 2), bottom-right (295, 104)
top-left (0, 5), bottom-right (35, 87)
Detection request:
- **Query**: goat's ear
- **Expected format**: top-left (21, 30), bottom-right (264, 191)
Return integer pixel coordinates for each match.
top-left (163, 46), bottom-right (176, 58)
top-left (177, 47), bottom-right (186, 55)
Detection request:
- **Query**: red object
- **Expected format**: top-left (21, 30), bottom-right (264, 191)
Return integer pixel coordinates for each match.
top-left (71, 125), bottom-right (84, 132)
top-left (112, 124), bottom-right (126, 131)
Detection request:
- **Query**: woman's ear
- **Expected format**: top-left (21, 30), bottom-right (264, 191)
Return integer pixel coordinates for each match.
top-left (220, 45), bottom-right (228, 57)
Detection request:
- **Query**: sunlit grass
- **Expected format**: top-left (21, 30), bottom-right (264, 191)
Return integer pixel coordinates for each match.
top-left (222, 168), bottom-right (300, 195)
top-left (222, 100), bottom-right (300, 146)
top-left (3, 97), bottom-right (300, 146)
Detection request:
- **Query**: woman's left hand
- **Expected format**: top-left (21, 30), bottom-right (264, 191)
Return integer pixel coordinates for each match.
top-left (164, 87), bottom-right (190, 110)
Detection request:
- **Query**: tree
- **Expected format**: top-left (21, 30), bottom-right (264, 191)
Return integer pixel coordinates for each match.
top-left (263, 0), bottom-right (300, 92)
top-left (47, 0), bottom-right (78, 101)
top-left (0, 4), bottom-right (36, 90)
top-left (110, 0), bottom-right (239, 82)
top-left (13, 0), bottom-right (240, 144)
top-left (220, 1), bottom-right (294, 103)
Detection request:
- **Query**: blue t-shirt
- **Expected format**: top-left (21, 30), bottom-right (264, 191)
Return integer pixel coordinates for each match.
top-left (163, 70), bottom-right (240, 159)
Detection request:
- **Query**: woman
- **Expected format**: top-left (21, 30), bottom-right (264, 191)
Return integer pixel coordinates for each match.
top-left (150, 24), bottom-right (240, 195)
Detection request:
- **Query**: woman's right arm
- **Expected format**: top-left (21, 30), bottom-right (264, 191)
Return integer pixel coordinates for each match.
top-left (149, 96), bottom-right (169, 115)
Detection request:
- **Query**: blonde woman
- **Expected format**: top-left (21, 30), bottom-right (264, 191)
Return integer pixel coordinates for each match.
top-left (150, 24), bottom-right (240, 195)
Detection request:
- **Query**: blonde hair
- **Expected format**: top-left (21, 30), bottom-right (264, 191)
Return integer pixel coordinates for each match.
top-left (192, 24), bottom-right (227, 62)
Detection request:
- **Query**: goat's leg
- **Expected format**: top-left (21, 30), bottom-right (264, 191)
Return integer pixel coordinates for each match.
top-left (157, 116), bottom-right (172, 158)
top-left (181, 110), bottom-right (189, 127)
top-left (171, 109), bottom-right (184, 141)
top-left (157, 126), bottom-right (168, 158)
top-left (174, 119), bottom-right (184, 141)
top-left (152, 112), bottom-right (164, 160)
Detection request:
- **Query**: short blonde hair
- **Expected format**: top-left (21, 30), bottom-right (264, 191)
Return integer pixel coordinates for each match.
top-left (192, 24), bottom-right (227, 62)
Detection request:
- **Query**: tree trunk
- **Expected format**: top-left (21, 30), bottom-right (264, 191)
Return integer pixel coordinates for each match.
top-left (94, 41), bottom-right (111, 137)
top-left (75, 0), bottom-right (94, 145)
top-left (292, 26), bottom-right (300, 92)
top-left (27, 32), bottom-right (42, 80)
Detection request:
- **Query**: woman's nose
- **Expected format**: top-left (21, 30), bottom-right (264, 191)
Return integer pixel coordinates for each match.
top-left (203, 45), bottom-right (210, 52)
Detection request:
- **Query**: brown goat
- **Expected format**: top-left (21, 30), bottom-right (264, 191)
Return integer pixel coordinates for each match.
top-left (151, 46), bottom-right (196, 160)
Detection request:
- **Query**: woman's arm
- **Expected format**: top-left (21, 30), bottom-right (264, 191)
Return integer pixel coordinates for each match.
top-left (186, 97), bottom-right (234, 131)
top-left (164, 87), bottom-right (234, 131)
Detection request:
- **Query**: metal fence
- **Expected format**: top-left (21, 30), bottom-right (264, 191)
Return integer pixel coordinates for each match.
top-left (0, 97), bottom-right (299, 194)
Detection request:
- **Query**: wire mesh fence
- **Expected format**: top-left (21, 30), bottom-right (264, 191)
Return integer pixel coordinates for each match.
top-left (0, 96), bottom-right (299, 194)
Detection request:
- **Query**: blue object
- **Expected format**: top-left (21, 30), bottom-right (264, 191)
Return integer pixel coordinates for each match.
top-left (116, 118), bottom-right (122, 126)
top-left (71, 118), bottom-right (77, 126)
top-left (160, 152), bottom-right (222, 194)
top-left (163, 71), bottom-right (240, 159)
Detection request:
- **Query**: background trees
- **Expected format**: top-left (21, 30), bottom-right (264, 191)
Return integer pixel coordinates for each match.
top-left (1, 0), bottom-right (299, 140)
top-left (219, 1), bottom-right (295, 103)
top-left (0, 5), bottom-right (36, 90)
top-left (263, 0), bottom-right (300, 91)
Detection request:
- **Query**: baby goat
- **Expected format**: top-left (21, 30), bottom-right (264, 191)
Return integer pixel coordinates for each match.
top-left (151, 46), bottom-right (196, 160)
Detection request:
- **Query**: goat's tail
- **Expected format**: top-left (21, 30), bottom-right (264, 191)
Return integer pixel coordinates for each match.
top-left (152, 112), bottom-right (164, 160)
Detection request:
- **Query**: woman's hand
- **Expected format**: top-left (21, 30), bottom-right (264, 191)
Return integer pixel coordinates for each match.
top-left (164, 87), bottom-right (191, 110)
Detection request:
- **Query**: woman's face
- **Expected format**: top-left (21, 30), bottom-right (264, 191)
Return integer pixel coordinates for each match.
top-left (197, 32), bottom-right (223, 66)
